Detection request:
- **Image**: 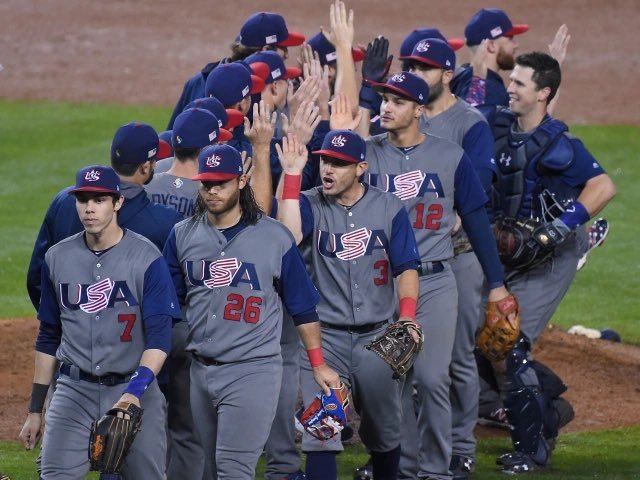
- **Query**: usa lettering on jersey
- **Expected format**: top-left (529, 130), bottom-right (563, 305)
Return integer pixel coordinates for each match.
top-left (317, 228), bottom-right (389, 259)
top-left (368, 171), bottom-right (445, 199)
top-left (184, 258), bottom-right (262, 290)
top-left (59, 278), bottom-right (139, 312)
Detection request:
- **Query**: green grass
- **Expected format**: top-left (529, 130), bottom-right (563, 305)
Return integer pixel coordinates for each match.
top-left (3, 426), bottom-right (640, 479)
top-left (1, 100), bottom-right (638, 344)
top-left (0, 100), bottom-right (170, 317)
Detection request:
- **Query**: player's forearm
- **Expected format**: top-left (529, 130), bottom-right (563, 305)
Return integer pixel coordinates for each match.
top-left (249, 144), bottom-right (274, 214)
top-left (576, 173), bottom-right (616, 218)
top-left (32, 351), bottom-right (58, 385)
top-left (396, 269), bottom-right (419, 303)
top-left (296, 321), bottom-right (323, 351)
top-left (138, 349), bottom-right (168, 376)
top-left (335, 50), bottom-right (360, 117)
top-left (277, 200), bottom-right (304, 245)
top-left (355, 106), bottom-right (371, 138)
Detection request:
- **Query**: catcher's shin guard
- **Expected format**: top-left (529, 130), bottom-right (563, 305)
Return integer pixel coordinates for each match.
top-left (503, 339), bottom-right (550, 466)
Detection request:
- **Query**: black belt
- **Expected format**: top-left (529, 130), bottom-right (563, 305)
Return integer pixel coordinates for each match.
top-left (418, 261), bottom-right (444, 276)
top-left (59, 363), bottom-right (131, 386)
top-left (192, 353), bottom-right (227, 366)
top-left (320, 320), bottom-right (388, 334)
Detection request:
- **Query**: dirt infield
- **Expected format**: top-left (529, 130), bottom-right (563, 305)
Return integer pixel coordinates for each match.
top-left (1, 0), bottom-right (639, 442)
top-left (2, 319), bottom-right (640, 440)
top-left (1, 0), bottom-right (639, 124)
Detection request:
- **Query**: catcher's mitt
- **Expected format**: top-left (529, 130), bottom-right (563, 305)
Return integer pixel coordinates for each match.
top-left (89, 401), bottom-right (143, 473)
top-left (366, 320), bottom-right (424, 379)
top-left (493, 216), bottom-right (556, 271)
top-left (297, 383), bottom-right (349, 441)
top-left (476, 294), bottom-right (521, 362)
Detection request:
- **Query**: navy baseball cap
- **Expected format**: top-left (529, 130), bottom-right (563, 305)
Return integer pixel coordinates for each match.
top-left (400, 28), bottom-right (464, 57)
top-left (172, 108), bottom-right (227, 149)
top-left (111, 122), bottom-right (170, 165)
top-left (371, 71), bottom-right (430, 106)
top-left (465, 8), bottom-right (529, 47)
top-left (245, 51), bottom-right (302, 84)
top-left (400, 38), bottom-right (456, 71)
top-left (307, 32), bottom-right (365, 66)
top-left (193, 144), bottom-right (244, 181)
top-left (70, 165), bottom-right (121, 195)
top-left (205, 63), bottom-right (266, 107)
top-left (185, 97), bottom-right (244, 131)
top-left (313, 130), bottom-right (366, 164)
top-left (238, 12), bottom-right (305, 48)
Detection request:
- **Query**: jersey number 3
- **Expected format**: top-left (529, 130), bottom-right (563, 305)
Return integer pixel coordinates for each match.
top-left (224, 293), bottom-right (263, 324)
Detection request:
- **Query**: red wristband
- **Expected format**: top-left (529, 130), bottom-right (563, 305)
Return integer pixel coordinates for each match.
top-left (307, 347), bottom-right (325, 368)
top-left (282, 174), bottom-right (301, 200)
top-left (399, 297), bottom-right (417, 320)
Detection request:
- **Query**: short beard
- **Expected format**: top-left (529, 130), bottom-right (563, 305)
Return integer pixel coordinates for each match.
top-left (144, 166), bottom-right (155, 185)
top-left (497, 49), bottom-right (515, 71)
top-left (428, 79), bottom-right (444, 104)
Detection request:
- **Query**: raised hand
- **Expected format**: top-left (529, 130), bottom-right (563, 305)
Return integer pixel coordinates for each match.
top-left (276, 133), bottom-right (309, 175)
top-left (244, 100), bottom-right (277, 150)
top-left (282, 100), bottom-right (322, 147)
top-left (287, 75), bottom-right (321, 122)
top-left (324, 0), bottom-right (354, 50)
top-left (549, 24), bottom-right (570, 66)
top-left (330, 93), bottom-right (362, 131)
top-left (362, 36), bottom-right (393, 82)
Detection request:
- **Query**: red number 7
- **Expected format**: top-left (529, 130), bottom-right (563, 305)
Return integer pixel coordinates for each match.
top-left (118, 314), bottom-right (136, 342)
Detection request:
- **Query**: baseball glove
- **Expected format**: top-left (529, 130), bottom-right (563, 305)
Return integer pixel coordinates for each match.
top-left (476, 294), bottom-right (521, 362)
top-left (366, 320), bottom-right (424, 379)
top-left (89, 401), bottom-right (143, 473)
top-left (296, 383), bottom-right (349, 441)
top-left (493, 217), bottom-right (555, 271)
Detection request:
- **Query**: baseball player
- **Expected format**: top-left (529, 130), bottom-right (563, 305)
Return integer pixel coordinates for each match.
top-left (168, 12), bottom-right (305, 129)
top-left (396, 37), bottom-right (495, 479)
top-left (487, 52), bottom-right (615, 474)
top-left (276, 129), bottom-right (420, 480)
top-left (162, 143), bottom-right (340, 479)
top-left (144, 107), bottom-right (230, 480)
top-left (450, 8), bottom-right (529, 123)
top-left (26, 122), bottom-right (181, 310)
top-left (19, 165), bottom-right (181, 479)
top-left (156, 96), bottom-right (243, 174)
top-left (350, 71), bottom-right (510, 480)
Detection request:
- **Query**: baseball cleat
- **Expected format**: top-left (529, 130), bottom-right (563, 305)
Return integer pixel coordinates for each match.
top-left (450, 454), bottom-right (475, 479)
top-left (477, 407), bottom-right (513, 430)
top-left (498, 451), bottom-right (545, 475)
top-left (577, 217), bottom-right (609, 271)
top-left (353, 458), bottom-right (373, 480)
top-left (285, 471), bottom-right (306, 480)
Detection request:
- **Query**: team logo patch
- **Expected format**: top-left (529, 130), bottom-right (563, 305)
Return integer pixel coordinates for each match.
top-left (175, 135), bottom-right (183, 145)
top-left (331, 135), bottom-right (347, 147)
top-left (325, 403), bottom-right (337, 411)
top-left (204, 258), bottom-right (241, 288)
top-left (336, 228), bottom-right (372, 261)
top-left (393, 170), bottom-right (426, 200)
top-left (79, 278), bottom-right (115, 313)
top-left (206, 155), bottom-right (222, 167)
top-left (416, 40), bottom-right (430, 52)
top-left (173, 178), bottom-right (184, 188)
top-left (84, 169), bottom-right (101, 182)
top-left (391, 72), bottom-right (406, 83)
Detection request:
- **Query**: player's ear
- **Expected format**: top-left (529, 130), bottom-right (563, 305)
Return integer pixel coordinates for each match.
top-left (238, 175), bottom-right (248, 189)
top-left (442, 69), bottom-right (454, 86)
top-left (356, 161), bottom-right (368, 176)
top-left (415, 104), bottom-right (425, 119)
top-left (486, 39), bottom-right (498, 54)
top-left (537, 86), bottom-right (552, 104)
top-left (114, 195), bottom-right (125, 211)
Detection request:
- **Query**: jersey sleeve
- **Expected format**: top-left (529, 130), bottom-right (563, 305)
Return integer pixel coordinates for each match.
top-left (560, 138), bottom-right (607, 187)
top-left (389, 207), bottom-right (421, 276)
top-left (454, 153), bottom-right (489, 216)
top-left (37, 261), bottom-right (61, 326)
top-left (279, 243), bottom-right (321, 317)
top-left (461, 206), bottom-right (505, 289)
top-left (162, 228), bottom-right (188, 306)
top-left (142, 257), bottom-right (182, 320)
top-left (299, 193), bottom-right (315, 239)
top-left (462, 121), bottom-right (496, 194)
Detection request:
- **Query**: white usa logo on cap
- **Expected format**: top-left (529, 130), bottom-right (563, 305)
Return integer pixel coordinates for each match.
top-left (416, 41), bottom-right (430, 52)
top-left (490, 26), bottom-right (503, 38)
top-left (331, 135), bottom-right (347, 147)
top-left (391, 73), bottom-right (406, 83)
top-left (84, 170), bottom-right (101, 181)
top-left (206, 155), bottom-right (222, 167)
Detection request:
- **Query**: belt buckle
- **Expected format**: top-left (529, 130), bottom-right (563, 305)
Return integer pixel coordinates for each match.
top-left (97, 375), bottom-right (116, 386)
